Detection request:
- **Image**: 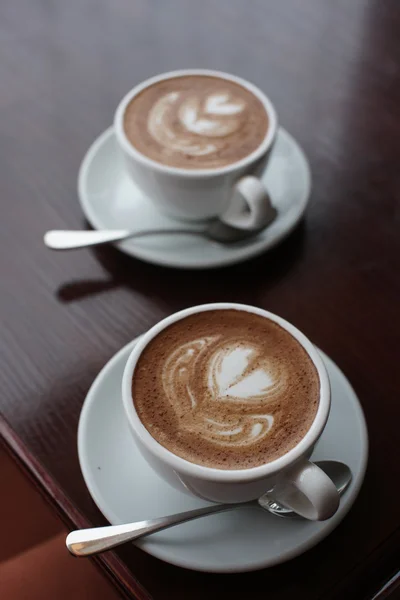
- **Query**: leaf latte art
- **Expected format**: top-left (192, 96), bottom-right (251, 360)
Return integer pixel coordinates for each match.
top-left (123, 75), bottom-right (269, 169)
top-left (147, 92), bottom-right (246, 158)
top-left (132, 310), bottom-right (320, 469)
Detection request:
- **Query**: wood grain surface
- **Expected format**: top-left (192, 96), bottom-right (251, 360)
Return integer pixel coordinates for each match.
top-left (1, 0), bottom-right (400, 598)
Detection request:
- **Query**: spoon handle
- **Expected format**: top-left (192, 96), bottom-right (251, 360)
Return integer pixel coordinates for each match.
top-left (66, 503), bottom-right (239, 556)
top-left (44, 228), bottom-right (202, 250)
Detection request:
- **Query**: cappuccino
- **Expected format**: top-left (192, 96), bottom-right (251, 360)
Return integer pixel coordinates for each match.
top-left (123, 75), bottom-right (269, 169)
top-left (132, 310), bottom-right (320, 469)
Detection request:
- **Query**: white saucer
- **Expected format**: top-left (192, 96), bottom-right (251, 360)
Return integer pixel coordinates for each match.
top-left (78, 336), bottom-right (368, 573)
top-left (78, 127), bottom-right (311, 269)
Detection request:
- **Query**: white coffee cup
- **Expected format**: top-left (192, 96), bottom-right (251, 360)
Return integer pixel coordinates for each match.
top-left (114, 69), bottom-right (277, 225)
top-left (122, 303), bottom-right (340, 521)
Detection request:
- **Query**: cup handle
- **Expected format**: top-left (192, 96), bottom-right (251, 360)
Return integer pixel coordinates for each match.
top-left (267, 458), bottom-right (340, 521)
top-left (220, 176), bottom-right (277, 231)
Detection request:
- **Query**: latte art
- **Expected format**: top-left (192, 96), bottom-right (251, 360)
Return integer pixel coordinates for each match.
top-left (148, 92), bottom-right (246, 158)
top-left (207, 345), bottom-right (287, 402)
top-left (132, 310), bottom-right (320, 469)
top-left (123, 75), bottom-right (269, 169)
top-left (163, 337), bottom-right (288, 447)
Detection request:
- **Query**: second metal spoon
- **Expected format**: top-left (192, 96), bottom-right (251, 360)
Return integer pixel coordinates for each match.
top-left (44, 215), bottom-right (276, 251)
top-left (66, 460), bottom-right (351, 557)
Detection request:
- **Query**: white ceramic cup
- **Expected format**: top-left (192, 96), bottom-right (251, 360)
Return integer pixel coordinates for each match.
top-left (122, 303), bottom-right (340, 521)
top-left (114, 69), bottom-right (278, 225)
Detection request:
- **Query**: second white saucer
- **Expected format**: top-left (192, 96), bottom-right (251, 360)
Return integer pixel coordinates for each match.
top-left (78, 127), bottom-right (310, 269)
top-left (78, 337), bottom-right (368, 573)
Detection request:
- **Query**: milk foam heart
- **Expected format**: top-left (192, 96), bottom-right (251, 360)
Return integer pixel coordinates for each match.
top-left (207, 346), bottom-right (286, 402)
top-left (123, 75), bottom-right (269, 169)
top-left (161, 337), bottom-right (284, 447)
top-left (132, 310), bottom-right (320, 469)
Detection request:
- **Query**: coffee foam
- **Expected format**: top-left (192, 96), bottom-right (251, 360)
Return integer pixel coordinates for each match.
top-left (123, 76), bottom-right (269, 169)
top-left (132, 310), bottom-right (320, 469)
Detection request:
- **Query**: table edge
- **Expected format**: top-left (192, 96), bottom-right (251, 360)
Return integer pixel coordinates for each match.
top-left (0, 414), bottom-right (152, 600)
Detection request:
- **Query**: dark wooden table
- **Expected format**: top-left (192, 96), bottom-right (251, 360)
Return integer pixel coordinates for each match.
top-left (1, 1), bottom-right (400, 598)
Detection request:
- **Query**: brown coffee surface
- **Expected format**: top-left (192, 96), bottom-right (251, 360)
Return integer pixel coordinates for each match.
top-left (123, 75), bottom-right (268, 169)
top-left (132, 310), bottom-right (320, 470)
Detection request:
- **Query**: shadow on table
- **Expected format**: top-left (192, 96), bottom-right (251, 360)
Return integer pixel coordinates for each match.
top-left (57, 219), bottom-right (306, 306)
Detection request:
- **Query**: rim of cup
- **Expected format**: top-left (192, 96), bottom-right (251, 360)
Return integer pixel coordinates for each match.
top-left (114, 69), bottom-right (278, 178)
top-left (122, 303), bottom-right (331, 483)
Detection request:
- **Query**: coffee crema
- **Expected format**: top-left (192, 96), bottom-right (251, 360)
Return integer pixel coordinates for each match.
top-left (123, 75), bottom-right (269, 169)
top-left (132, 310), bottom-right (320, 470)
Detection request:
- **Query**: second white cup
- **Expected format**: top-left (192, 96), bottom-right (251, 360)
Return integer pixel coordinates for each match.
top-left (114, 69), bottom-right (277, 225)
top-left (122, 303), bottom-right (340, 521)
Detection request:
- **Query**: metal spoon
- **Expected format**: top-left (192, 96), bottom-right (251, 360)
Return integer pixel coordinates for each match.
top-left (66, 461), bottom-right (351, 557)
top-left (44, 215), bottom-right (276, 251)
